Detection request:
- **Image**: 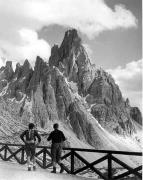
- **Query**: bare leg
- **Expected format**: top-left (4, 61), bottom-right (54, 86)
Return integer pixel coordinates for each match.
top-left (27, 156), bottom-right (31, 170)
top-left (33, 156), bottom-right (36, 166)
top-left (27, 156), bottom-right (30, 166)
top-left (32, 156), bottom-right (36, 170)
top-left (30, 156), bottom-right (33, 167)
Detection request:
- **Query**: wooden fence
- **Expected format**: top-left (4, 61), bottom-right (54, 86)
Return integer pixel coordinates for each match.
top-left (0, 143), bottom-right (142, 180)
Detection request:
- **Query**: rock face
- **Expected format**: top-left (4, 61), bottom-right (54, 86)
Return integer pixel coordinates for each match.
top-left (48, 29), bottom-right (141, 136)
top-left (0, 29), bottom-right (142, 149)
top-left (85, 69), bottom-right (135, 134)
top-left (28, 56), bottom-right (48, 93)
top-left (130, 107), bottom-right (142, 125)
top-left (49, 29), bottom-right (95, 96)
top-left (4, 61), bottom-right (14, 81)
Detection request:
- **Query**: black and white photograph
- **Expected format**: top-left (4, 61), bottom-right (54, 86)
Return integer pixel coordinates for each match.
top-left (0, 0), bottom-right (142, 180)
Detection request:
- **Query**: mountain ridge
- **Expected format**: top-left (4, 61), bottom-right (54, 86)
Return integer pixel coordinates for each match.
top-left (0, 29), bottom-right (142, 157)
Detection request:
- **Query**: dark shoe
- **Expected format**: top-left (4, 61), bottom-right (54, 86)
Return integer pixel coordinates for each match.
top-left (28, 167), bottom-right (31, 171)
top-left (33, 166), bottom-right (36, 171)
top-left (60, 163), bottom-right (64, 173)
top-left (51, 167), bottom-right (56, 173)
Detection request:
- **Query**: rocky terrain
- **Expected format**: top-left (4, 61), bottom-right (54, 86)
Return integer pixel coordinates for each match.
top-left (0, 29), bottom-right (142, 158)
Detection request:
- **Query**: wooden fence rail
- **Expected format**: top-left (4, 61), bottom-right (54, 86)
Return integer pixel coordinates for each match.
top-left (0, 143), bottom-right (142, 180)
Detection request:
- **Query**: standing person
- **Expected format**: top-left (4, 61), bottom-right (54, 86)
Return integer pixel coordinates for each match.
top-left (20, 123), bottom-right (41, 171)
top-left (47, 123), bottom-right (66, 173)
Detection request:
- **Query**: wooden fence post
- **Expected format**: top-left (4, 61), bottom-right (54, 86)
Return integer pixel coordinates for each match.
top-left (43, 147), bottom-right (47, 168)
top-left (71, 150), bottom-right (74, 174)
top-left (21, 146), bottom-right (25, 164)
top-left (4, 145), bottom-right (7, 160)
top-left (108, 153), bottom-right (112, 180)
top-left (0, 143), bottom-right (142, 179)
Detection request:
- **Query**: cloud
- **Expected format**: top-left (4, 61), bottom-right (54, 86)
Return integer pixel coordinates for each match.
top-left (26, 0), bottom-right (137, 38)
top-left (0, 29), bottom-right (51, 68)
top-left (0, 48), bottom-right (6, 68)
top-left (107, 59), bottom-right (142, 110)
top-left (0, 0), bottom-right (137, 67)
top-left (0, 58), bottom-right (5, 68)
top-left (18, 28), bottom-right (51, 66)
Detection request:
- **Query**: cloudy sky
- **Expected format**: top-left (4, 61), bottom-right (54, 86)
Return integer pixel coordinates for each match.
top-left (0, 0), bottom-right (142, 110)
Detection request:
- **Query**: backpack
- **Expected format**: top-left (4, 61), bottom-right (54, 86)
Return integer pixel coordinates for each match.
top-left (26, 129), bottom-right (35, 141)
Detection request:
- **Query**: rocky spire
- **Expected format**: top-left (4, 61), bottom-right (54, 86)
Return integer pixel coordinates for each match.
top-left (0, 28), bottom-right (141, 139)
top-left (59, 29), bottom-right (81, 59)
top-left (48, 29), bottom-right (94, 95)
top-left (14, 60), bottom-right (32, 79)
top-left (49, 29), bottom-right (81, 68)
top-left (130, 107), bottom-right (142, 125)
top-left (22, 59), bottom-right (32, 76)
top-left (15, 63), bottom-right (21, 75)
top-left (4, 61), bottom-right (14, 81)
top-left (28, 56), bottom-right (49, 93)
top-left (49, 45), bottom-right (60, 67)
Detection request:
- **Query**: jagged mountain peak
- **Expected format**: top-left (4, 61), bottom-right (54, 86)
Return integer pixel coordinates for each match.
top-left (14, 63), bottom-right (22, 77)
top-left (3, 61), bottom-right (14, 81)
top-left (49, 29), bottom-right (83, 68)
top-left (0, 29), bottom-right (142, 157)
top-left (23, 59), bottom-right (31, 69)
top-left (15, 62), bottom-right (21, 69)
top-left (49, 45), bottom-right (60, 67)
top-left (14, 60), bottom-right (33, 79)
top-left (49, 29), bottom-right (93, 96)
top-left (59, 29), bottom-right (81, 59)
top-left (62, 29), bottom-right (80, 44)
top-left (60, 29), bottom-right (81, 46)
top-left (34, 56), bottom-right (49, 76)
top-left (130, 107), bottom-right (142, 125)
top-left (5, 61), bottom-right (13, 69)
top-left (27, 56), bottom-right (50, 93)
top-left (34, 56), bottom-right (44, 69)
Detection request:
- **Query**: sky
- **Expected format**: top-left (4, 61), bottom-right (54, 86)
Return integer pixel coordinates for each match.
top-left (0, 0), bottom-right (142, 110)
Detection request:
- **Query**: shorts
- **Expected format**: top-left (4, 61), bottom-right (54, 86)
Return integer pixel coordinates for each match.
top-left (51, 143), bottom-right (63, 163)
top-left (25, 143), bottom-right (36, 159)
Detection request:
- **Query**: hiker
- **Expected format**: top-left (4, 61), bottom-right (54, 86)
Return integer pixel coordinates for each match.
top-left (47, 123), bottom-right (66, 173)
top-left (20, 123), bottom-right (41, 171)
